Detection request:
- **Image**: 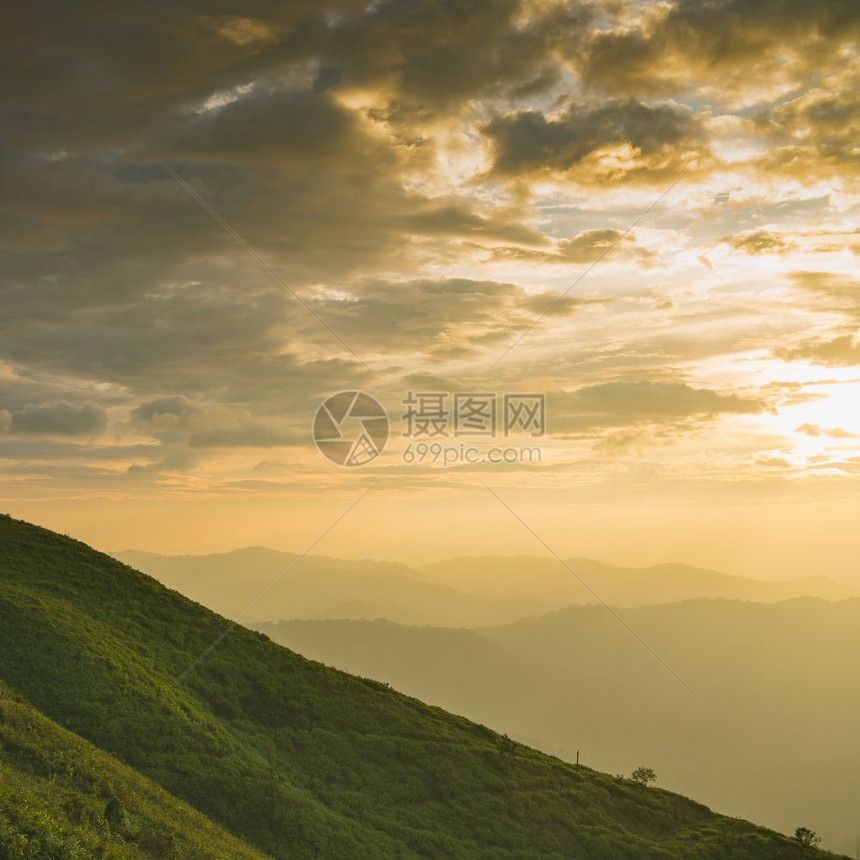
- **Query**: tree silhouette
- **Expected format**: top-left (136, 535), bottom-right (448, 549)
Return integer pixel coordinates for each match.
top-left (794, 827), bottom-right (821, 851)
top-left (630, 766), bottom-right (656, 786)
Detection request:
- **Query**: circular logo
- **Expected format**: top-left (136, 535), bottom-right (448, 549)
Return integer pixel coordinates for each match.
top-left (313, 391), bottom-right (389, 467)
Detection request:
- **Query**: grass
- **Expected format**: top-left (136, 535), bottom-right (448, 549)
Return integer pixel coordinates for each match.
top-left (0, 681), bottom-right (268, 859)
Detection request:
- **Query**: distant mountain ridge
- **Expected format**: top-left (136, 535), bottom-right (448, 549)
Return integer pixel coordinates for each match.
top-left (116, 546), bottom-right (556, 625)
top-left (115, 546), bottom-right (857, 627)
top-left (415, 554), bottom-right (857, 604)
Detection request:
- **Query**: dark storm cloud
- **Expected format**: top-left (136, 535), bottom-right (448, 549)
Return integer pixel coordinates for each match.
top-left (158, 88), bottom-right (376, 166)
top-left (0, 0), bottom-right (590, 341)
top-left (483, 99), bottom-right (706, 182)
top-left (0, 3), bottom-right (345, 153)
top-left (0, 83), bottom-right (567, 418)
top-left (0, 0), bottom-right (590, 155)
top-left (323, 0), bottom-right (591, 110)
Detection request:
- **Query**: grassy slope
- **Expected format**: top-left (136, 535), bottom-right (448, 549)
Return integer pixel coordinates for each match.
top-left (0, 515), bottom-right (840, 859)
top-left (252, 610), bottom-right (860, 853)
top-left (0, 682), bottom-right (268, 860)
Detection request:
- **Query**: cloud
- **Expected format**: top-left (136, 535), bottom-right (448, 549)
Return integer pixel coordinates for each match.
top-left (159, 88), bottom-right (378, 167)
top-left (516, 293), bottom-right (595, 318)
top-left (0, 0), bottom-right (856, 505)
top-left (401, 372), bottom-right (460, 391)
top-left (551, 380), bottom-right (767, 431)
top-left (203, 15), bottom-right (281, 48)
top-left (571, 1), bottom-right (858, 180)
top-left (796, 424), bottom-right (856, 439)
top-left (310, 276), bottom-right (595, 357)
top-left (131, 397), bottom-right (303, 448)
top-left (754, 81), bottom-right (860, 177)
top-left (776, 335), bottom-right (860, 367)
top-left (592, 427), bottom-right (652, 454)
top-left (756, 455), bottom-right (793, 470)
top-left (786, 271), bottom-right (860, 319)
top-left (126, 443), bottom-right (198, 478)
top-left (576, 0), bottom-right (859, 105)
top-left (6, 401), bottom-right (107, 436)
top-left (0, 0), bottom-right (592, 156)
top-left (401, 202), bottom-right (548, 247)
top-left (722, 230), bottom-right (795, 255)
top-left (0, 233), bottom-right (371, 410)
top-left (490, 228), bottom-right (656, 265)
top-left (773, 274), bottom-right (860, 366)
top-left (483, 99), bottom-right (705, 183)
top-left (326, 0), bottom-right (592, 112)
top-left (131, 396), bottom-right (197, 423)
top-left (187, 416), bottom-right (301, 449)
top-left (557, 229), bottom-right (650, 263)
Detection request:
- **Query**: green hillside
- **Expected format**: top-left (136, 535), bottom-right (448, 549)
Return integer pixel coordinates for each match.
top-left (0, 515), bottom-right (840, 858)
top-left (0, 681), bottom-right (267, 859)
top-left (254, 606), bottom-right (860, 854)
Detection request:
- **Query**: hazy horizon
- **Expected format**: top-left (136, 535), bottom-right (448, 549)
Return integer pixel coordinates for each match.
top-left (6, 494), bottom-right (858, 586)
top-left (111, 538), bottom-right (860, 588)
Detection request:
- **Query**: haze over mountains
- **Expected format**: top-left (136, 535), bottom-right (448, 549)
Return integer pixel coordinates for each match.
top-left (253, 600), bottom-right (860, 856)
top-left (117, 547), bottom-right (552, 626)
top-left (2, 514), bottom-right (838, 858)
top-left (116, 547), bottom-right (856, 627)
top-left (116, 544), bottom-right (860, 855)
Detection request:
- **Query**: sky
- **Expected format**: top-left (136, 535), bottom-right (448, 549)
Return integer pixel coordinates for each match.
top-left (1, 0), bottom-right (858, 582)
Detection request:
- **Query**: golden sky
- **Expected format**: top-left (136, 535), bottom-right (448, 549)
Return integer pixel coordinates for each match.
top-left (1, 0), bottom-right (858, 581)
